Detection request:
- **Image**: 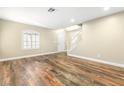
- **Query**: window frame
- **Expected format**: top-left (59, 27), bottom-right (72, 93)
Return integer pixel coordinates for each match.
top-left (22, 30), bottom-right (40, 50)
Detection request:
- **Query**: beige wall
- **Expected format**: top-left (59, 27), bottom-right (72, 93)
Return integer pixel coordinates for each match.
top-left (0, 19), bottom-right (58, 59)
top-left (0, 25), bottom-right (1, 56)
top-left (68, 12), bottom-right (124, 65)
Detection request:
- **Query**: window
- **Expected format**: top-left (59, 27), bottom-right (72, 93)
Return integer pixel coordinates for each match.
top-left (23, 31), bottom-right (40, 49)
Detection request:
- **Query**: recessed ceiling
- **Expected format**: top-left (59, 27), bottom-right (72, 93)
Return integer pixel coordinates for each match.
top-left (0, 7), bottom-right (124, 29)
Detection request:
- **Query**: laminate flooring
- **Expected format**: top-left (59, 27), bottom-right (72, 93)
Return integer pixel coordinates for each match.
top-left (0, 52), bottom-right (124, 86)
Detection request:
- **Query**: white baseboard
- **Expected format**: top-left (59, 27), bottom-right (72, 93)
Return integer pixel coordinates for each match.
top-left (68, 53), bottom-right (124, 68)
top-left (0, 51), bottom-right (66, 62)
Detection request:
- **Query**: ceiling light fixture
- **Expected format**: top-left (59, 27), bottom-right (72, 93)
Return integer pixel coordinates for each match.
top-left (104, 7), bottom-right (110, 11)
top-left (48, 8), bottom-right (56, 12)
top-left (70, 18), bottom-right (75, 23)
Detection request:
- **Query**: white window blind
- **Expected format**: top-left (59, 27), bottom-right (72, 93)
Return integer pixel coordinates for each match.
top-left (23, 31), bottom-right (40, 49)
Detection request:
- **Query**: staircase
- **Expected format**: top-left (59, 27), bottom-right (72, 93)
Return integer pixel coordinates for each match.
top-left (68, 28), bottom-right (82, 52)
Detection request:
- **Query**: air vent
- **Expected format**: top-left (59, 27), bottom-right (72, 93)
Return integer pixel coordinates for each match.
top-left (48, 8), bottom-right (56, 12)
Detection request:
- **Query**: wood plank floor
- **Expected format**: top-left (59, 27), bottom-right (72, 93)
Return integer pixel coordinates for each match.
top-left (0, 52), bottom-right (124, 86)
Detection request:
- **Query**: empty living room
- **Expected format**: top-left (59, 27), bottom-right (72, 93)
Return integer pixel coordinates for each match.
top-left (0, 7), bottom-right (124, 86)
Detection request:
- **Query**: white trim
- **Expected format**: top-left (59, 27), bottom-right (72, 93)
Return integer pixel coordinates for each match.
top-left (68, 53), bottom-right (124, 68)
top-left (0, 51), bottom-right (66, 62)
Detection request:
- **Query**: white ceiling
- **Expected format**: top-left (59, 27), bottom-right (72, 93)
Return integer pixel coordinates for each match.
top-left (0, 7), bottom-right (124, 29)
